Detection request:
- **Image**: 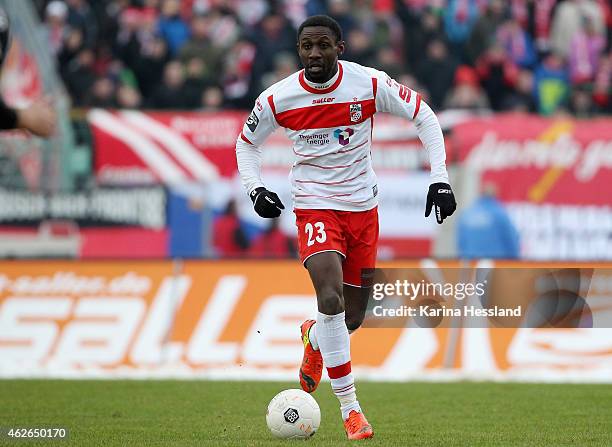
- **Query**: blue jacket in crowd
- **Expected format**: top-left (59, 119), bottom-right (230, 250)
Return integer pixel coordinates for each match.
top-left (457, 196), bottom-right (521, 259)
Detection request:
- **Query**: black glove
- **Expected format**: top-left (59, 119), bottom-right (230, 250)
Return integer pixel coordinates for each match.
top-left (250, 187), bottom-right (285, 218)
top-left (425, 182), bottom-right (457, 224)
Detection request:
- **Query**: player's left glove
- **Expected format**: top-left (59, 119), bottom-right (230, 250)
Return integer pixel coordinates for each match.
top-left (250, 187), bottom-right (285, 218)
top-left (425, 182), bottom-right (457, 224)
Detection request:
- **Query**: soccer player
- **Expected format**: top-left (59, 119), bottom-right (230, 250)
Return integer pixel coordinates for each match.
top-left (0, 7), bottom-right (56, 137)
top-left (235, 15), bottom-right (456, 440)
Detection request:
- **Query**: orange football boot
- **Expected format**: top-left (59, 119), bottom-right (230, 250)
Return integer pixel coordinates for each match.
top-left (344, 410), bottom-right (374, 440)
top-left (299, 319), bottom-right (323, 393)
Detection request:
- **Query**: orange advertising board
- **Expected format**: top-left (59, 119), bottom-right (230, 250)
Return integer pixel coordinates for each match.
top-left (0, 260), bottom-right (610, 381)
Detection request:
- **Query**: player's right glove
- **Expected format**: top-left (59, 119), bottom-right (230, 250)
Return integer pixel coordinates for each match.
top-left (425, 182), bottom-right (457, 224)
top-left (250, 187), bottom-right (285, 218)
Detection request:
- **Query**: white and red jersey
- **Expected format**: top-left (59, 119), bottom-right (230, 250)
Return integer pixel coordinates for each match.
top-left (236, 60), bottom-right (449, 211)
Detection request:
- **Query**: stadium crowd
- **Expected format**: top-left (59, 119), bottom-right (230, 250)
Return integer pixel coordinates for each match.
top-left (34, 0), bottom-right (612, 116)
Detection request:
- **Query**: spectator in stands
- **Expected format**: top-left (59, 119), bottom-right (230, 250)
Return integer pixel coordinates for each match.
top-left (200, 86), bottom-right (224, 111)
top-left (57, 25), bottom-right (84, 72)
top-left (417, 38), bottom-right (458, 110)
top-left (42, 0), bottom-right (69, 56)
top-left (476, 42), bottom-right (520, 110)
top-left (568, 16), bottom-right (605, 85)
top-left (157, 0), bottom-right (190, 56)
top-left (133, 36), bottom-right (169, 98)
top-left (496, 18), bottom-right (537, 69)
top-left (328, 0), bottom-right (356, 37)
top-left (343, 28), bottom-right (377, 67)
top-left (305, 0), bottom-right (327, 18)
top-left (593, 51), bottom-right (612, 112)
top-left (465, 0), bottom-right (507, 65)
top-left (250, 14), bottom-right (296, 93)
top-left (248, 219), bottom-right (296, 259)
top-left (63, 48), bottom-right (97, 106)
top-left (28, 0), bottom-right (612, 119)
top-left (148, 60), bottom-right (189, 109)
top-left (232, 0), bottom-right (270, 28)
top-left (533, 51), bottom-right (570, 115)
top-left (113, 7), bottom-right (145, 69)
top-left (116, 84), bottom-right (142, 109)
top-left (65, 0), bottom-right (98, 48)
top-left (221, 38), bottom-right (256, 108)
top-left (86, 76), bottom-right (116, 108)
top-left (182, 57), bottom-right (206, 107)
top-left (375, 47), bottom-right (404, 79)
top-left (179, 13), bottom-right (221, 86)
top-left (569, 84), bottom-right (597, 118)
top-left (369, 5), bottom-right (404, 57)
top-left (444, 0), bottom-right (480, 58)
top-left (457, 184), bottom-right (520, 260)
top-left (501, 69), bottom-right (537, 112)
top-left (443, 65), bottom-right (490, 110)
top-left (550, 0), bottom-right (605, 59)
top-left (205, 7), bottom-right (240, 50)
top-left (398, 5), bottom-right (446, 70)
top-left (212, 199), bottom-right (249, 258)
top-left (140, 6), bottom-right (160, 41)
top-left (509, 0), bottom-right (557, 54)
top-left (261, 52), bottom-right (299, 89)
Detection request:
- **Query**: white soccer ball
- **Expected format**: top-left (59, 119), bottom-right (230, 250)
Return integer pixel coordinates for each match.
top-left (266, 389), bottom-right (321, 439)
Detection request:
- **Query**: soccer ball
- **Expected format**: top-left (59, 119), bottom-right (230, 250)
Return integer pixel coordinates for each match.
top-left (266, 389), bottom-right (321, 439)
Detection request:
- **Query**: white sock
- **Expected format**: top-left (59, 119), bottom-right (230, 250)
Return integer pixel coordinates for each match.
top-left (309, 320), bottom-right (355, 350)
top-left (308, 322), bottom-right (319, 351)
top-left (316, 311), bottom-right (361, 420)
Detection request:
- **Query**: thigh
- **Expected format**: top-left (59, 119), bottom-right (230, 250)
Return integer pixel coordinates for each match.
top-left (343, 207), bottom-right (379, 287)
top-left (295, 209), bottom-right (347, 266)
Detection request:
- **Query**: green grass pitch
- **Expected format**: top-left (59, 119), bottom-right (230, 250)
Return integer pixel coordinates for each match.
top-left (1, 380), bottom-right (611, 446)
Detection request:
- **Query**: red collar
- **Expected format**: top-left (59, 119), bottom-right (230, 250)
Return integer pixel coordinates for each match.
top-left (299, 62), bottom-right (343, 94)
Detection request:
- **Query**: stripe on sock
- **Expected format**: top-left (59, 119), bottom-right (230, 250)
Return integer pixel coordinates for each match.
top-left (327, 360), bottom-right (351, 379)
top-left (332, 383), bottom-right (355, 394)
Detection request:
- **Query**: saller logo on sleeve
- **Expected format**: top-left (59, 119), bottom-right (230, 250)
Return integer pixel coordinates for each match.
top-left (246, 111), bottom-right (259, 132)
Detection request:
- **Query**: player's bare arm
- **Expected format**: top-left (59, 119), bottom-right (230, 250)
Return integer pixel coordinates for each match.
top-left (15, 96), bottom-right (57, 137)
top-left (0, 8), bottom-right (56, 137)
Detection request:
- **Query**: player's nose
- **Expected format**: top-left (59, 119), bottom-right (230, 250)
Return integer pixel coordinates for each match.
top-left (309, 46), bottom-right (323, 59)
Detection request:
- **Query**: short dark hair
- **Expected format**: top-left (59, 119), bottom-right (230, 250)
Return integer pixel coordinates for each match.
top-left (297, 15), bottom-right (342, 43)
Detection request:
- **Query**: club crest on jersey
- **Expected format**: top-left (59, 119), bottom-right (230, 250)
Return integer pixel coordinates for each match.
top-left (349, 103), bottom-right (362, 122)
top-left (334, 128), bottom-right (354, 146)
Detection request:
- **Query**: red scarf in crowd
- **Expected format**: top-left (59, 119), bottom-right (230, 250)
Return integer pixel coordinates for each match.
top-left (511, 0), bottom-right (556, 44)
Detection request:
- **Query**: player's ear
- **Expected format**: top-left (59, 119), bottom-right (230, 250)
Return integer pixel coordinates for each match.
top-left (337, 40), bottom-right (345, 56)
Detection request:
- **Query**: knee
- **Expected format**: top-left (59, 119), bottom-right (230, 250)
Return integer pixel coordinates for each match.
top-left (345, 314), bottom-right (364, 332)
top-left (317, 286), bottom-right (344, 315)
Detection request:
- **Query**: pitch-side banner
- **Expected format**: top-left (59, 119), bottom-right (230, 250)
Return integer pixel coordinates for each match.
top-left (456, 114), bottom-right (611, 205)
top-left (1, 260), bottom-right (610, 382)
top-left (455, 114), bottom-right (612, 260)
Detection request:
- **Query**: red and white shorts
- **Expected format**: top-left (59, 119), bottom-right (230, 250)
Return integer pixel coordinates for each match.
top-left (294, 207), bottom-right (379, 287)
